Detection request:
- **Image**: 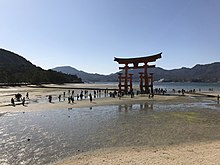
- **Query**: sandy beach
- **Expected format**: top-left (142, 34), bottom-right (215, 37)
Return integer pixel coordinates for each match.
top-left (54, 141), bottom-right (220, 165)
top-left (1, 83), bottom-right (220, 165)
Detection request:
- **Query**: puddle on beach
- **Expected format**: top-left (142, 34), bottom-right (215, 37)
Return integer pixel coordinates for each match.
top-left (1, 101), bottom-right (220, 165)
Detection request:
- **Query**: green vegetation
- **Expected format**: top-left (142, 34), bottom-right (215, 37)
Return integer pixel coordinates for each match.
top-left (0, 49), bottom-right (82, 84)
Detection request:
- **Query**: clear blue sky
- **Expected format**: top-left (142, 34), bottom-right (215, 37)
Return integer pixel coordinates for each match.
top-left (1, 0), bottom-right (220, 75)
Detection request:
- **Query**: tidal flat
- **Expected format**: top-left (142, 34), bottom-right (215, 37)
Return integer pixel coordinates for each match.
top-left (1, 96), bottom-right (220, 165)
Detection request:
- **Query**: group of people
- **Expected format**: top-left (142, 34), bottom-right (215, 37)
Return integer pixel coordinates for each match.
top-left (10, 89), bottom-right (220, 106)
top-left (154, 88), bottom-right (167, 95)
top-left (48, 90), bottom-right (99, 104)
top-left (10, 89), bottom-right (110, 106)
top-left (11, 92), bottom-right (29, 106)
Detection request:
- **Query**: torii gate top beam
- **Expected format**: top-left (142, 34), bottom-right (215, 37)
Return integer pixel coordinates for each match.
top-left (114, 52), bottom-right (162, 65)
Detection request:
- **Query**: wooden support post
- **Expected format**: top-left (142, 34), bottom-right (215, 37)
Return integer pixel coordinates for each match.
top-left (118, 73), bottom-right (122, 95)
top-left (129, 74), bottom-right (133, 92)
top-left (124, 64), bottom-right (128, 95)
top-left (139, 72), bottom-right (143, 93)
top-left (149, 73), bottom-right (154, 95)
top-left (144, 62), bottom-right (149, 94)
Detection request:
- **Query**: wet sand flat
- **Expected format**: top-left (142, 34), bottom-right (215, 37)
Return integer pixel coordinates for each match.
top-left (0, 84), bottom-right (220, 165)
top-left (0, 84), bottom-right (184, 113)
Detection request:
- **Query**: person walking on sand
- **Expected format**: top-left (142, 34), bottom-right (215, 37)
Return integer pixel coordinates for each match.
top-left (89, 93), bottom-right (92, 102)
top-left (80, 91), bottom-right (83, 100)
top-left (71, 95), bottom-right (74, 103)
top-left (11, 98), bottom-right (15, 106)
top-left (217, 95), bottom-right (220, 104)
top-left (63, 92), bottom-right (65, 101)
top-left (48, 95), bottom-right (52, 103)
top-left (26, 92), bottom-right (29, 99)
top-left (58, 95), bottom-right (61, 102)
top-left (22, 97), bottom-right (25, 106)
top-left (68, 96), bottom-right (71, 104)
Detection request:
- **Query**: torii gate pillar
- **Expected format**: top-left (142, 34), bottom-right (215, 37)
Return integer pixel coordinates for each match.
top-left (144, 62), bottom-right (149, 94)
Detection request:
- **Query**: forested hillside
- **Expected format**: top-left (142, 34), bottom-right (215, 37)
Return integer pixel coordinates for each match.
top-left (0, 49), bottom-right (82, 84)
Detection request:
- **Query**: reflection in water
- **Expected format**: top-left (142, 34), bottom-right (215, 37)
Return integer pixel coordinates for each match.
top-left (0, 101), bottom-right (220, 165)
top-left (118, 102), bottom-right (153, 112)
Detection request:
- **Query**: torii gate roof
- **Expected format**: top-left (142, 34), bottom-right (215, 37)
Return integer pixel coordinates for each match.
top-left (114, 52), bottom-right (162, 64)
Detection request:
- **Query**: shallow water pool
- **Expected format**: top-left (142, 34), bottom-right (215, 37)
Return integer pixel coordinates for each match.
top-left (1, 100), bottom-right (220, 165)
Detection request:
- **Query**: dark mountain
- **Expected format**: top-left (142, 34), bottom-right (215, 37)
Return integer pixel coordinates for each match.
top-left (0, 49), bottom-right (82, 84)
top-left (53, 62), bottom-right (220, 83)
top-left (153, 63), bottom-right (220, 82)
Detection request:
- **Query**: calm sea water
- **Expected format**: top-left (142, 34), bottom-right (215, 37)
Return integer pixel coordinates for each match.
top-left (95, 82), bottom-right (220, 92)
top-left (1, 96), bottom-right (220, 165)
top-left (154, 82), bottom-right (220, 92)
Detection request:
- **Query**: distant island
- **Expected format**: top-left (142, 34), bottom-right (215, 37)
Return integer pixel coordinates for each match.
top-left (0, 49), bottom-right (82, 84)
top-left (53, 63), bottom-right (220, 83)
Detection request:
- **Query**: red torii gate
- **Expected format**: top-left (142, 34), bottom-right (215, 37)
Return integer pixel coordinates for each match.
top-left (114, 52), bottom-right (162, 95)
